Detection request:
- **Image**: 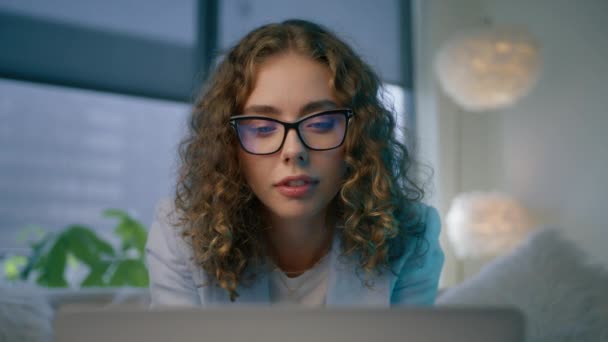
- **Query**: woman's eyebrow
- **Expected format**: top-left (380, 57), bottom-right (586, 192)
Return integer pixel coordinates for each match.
top-left (242, 99), bottom-right (338, 116)
top-left (298, 99), bottom-right (339, 115)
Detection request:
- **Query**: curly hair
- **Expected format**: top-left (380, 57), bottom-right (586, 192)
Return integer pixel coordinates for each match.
top-left (174, 19), bottom-right (429, 301)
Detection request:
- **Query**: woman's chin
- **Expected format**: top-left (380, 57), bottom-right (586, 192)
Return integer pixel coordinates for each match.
top-left (265, 202), bottom-right (323, 221)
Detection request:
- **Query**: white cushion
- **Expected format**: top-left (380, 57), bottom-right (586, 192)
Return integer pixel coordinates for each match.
top-left (0, 286), bottom-right (53, 342)
top-left (437, 228), bottom-right (608, 342)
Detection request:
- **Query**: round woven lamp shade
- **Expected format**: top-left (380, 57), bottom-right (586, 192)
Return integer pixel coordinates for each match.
top-left (435, 27), bottom-right (541, 112)
top-left (445, 191), bottom-right (535, 259)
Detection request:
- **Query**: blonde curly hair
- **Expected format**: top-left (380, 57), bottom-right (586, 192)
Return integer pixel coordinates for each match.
top-left (174, 19), bottom-right (429, 301)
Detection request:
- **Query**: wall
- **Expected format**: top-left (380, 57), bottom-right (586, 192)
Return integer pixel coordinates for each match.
top-left (413, 0), bottom-right (487, 287)
top-left (484, 0), bottom-right (608, 266)
top-left (414, 0), bottom-right (608, 287)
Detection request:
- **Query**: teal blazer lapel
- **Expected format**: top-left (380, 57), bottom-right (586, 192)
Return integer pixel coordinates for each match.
top-left (236, 265), bottom-right (271, 305)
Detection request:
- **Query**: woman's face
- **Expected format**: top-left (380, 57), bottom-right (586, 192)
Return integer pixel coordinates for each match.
top-left (237, 52), bottom-right (347, 221)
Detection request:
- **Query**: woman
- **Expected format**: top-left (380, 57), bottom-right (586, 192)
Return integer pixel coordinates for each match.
top-left (146, 19), bottom-right (444, 307)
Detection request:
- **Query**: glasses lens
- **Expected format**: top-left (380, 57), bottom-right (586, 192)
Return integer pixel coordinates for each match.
top-left (235, 118), bottom-right (284, 154)
top-left (299, 112), bottom-right (347, 149)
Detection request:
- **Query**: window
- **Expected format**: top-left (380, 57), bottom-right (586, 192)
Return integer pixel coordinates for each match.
top-left (380, 83), bottom-right (412, 146)
top-left (0, 78), bottom-right (189, 252)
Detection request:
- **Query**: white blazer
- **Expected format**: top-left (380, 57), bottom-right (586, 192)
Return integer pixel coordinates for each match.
top-left (145, 199), bottom-right (444, 308)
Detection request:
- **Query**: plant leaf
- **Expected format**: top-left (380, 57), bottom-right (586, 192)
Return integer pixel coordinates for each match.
top-left (16, 225), bottom-right (45, 244)
top-left (20, 232), bottom-right (55, 281)
top-left (81, 261), bottom-right (111, 287)
top-left (107, 259), bottom-right (149, 287)
top-left (63, 225), bottom-right (115, 267)
top-left (104, 209), bottom-right (147, 258)
top-left (36, 236), bottom-right (68, 287)
top-left (3, 256), bottom-right (27, 281)
top-left (103, 208), bottom-right (129, 219)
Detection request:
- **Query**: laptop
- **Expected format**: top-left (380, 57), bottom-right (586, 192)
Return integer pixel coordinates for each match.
top-left (54, 306), bottom-right (524, 342)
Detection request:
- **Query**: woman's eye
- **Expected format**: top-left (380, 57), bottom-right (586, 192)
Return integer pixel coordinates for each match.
top-left (250, 126), bottom-right (277, 135)
top-left (308, 120), bottom-right (334, 130)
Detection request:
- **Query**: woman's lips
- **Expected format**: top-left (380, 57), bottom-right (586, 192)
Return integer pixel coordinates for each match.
top-left (275, 181), bottom-right (317, 198)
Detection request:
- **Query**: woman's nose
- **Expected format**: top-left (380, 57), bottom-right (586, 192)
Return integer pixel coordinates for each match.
top-left (280, 128), bottom-right (308, 164)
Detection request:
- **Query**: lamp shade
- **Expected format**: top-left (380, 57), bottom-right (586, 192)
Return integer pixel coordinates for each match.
top-left (435, 27), bottom-right (541, 112)
top-left (445, 191), bottom-right (534, 259)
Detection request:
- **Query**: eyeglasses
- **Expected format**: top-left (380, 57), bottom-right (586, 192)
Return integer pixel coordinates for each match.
top-left (230, 109), bottom-right (354, 155)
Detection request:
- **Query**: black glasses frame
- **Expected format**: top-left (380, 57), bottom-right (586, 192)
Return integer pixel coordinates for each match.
top-left (229, 108), bottom-right (354, 155)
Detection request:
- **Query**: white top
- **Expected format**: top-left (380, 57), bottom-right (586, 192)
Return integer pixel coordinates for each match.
top-left (269, 251), bottom-right (331, 307)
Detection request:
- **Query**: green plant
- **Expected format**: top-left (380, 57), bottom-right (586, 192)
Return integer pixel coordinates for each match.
top-left (3, 209), bottom-right (149, 287)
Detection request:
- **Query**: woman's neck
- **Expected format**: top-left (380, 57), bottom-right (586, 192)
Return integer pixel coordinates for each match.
top-left (265, 210), bottom-right (334, 277)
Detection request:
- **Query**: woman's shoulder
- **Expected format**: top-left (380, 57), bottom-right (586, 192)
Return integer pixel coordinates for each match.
top-left (146, 198), bottom-right (193, 261)
top-left (415, 202), bottom-right (441, 237)
top-left (392, 202), bottom-right (443, 269)
top-left (146, 198), bottom-right (205, 307)
top-left (400, 202), bottom-right (441, 242)
top-left (152, 198), bottom-right (179, 225)
top-left (409, 201), bottom-right (439, 222)
top-left (390, 202), bottom-right (444, 305)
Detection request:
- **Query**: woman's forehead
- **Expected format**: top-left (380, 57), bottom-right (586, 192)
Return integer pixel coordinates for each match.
top-left (244, 53), bottom-right (337, 116)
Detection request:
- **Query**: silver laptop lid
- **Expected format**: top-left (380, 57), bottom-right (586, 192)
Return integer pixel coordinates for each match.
top-left (54, 307), bottom-right (524, 342)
